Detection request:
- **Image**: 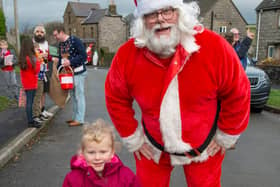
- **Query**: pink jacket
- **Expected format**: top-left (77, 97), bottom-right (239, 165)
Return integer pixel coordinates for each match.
top-left (105, 29), bottom-right (250, 165)
top-left (63, 154), bottom-right (141, 187)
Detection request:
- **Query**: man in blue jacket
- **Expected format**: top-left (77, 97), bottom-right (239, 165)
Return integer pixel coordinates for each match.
top-left (53, 25), bottom-right (87, 127)
top-left (230, 28), bottom-right (255, 70)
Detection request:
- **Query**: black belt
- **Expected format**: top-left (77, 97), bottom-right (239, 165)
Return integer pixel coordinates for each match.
top-left (143, 102), bottom-right (220, 157)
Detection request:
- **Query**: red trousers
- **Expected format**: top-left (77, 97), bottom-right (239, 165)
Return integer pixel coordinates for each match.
top-left (135, 152), bottom-right (225, 187)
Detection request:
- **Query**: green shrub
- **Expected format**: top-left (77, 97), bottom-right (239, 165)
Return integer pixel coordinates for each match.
top-left (103, 52), bottom-right (115, 67)
top-left (0, 9), bottom-right (6, 39)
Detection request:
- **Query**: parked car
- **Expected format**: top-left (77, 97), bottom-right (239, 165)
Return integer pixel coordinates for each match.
top-left (246, 57), bottom-right (271, 113)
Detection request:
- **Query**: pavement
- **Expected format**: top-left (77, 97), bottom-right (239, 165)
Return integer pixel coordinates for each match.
top-left (0, 70), bottom-right (65, 168)
top-left (0, 68), bottom-right (280, 187)
top-left (0, 68), bottom-right (279, 170)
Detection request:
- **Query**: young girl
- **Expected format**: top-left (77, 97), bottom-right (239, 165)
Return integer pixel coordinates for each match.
top-left (63, 119), bottom-right (140, 187)
top-left (0, 40), bottom-right (18, 100)
top-left (18, 38), bottom-right (41, 128)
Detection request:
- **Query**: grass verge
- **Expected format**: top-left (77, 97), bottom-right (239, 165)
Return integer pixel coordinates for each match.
top-left (0, 96), bottom-right (12, 112)
top-left (267, 89), bottom-right (280, 108)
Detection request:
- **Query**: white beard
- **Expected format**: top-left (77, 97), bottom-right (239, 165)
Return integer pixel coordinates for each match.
top-left (144, 24), bottom-right (180, 57)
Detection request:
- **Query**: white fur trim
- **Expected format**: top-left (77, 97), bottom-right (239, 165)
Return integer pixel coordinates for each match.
top-left (134, 0), bottom-right (183, 17)
top-left (180, 32), bottom-right (200, 54)
top-left (144, 134), bottom-right (211, 165)
top-left (214, 129), bottom-right (240, 149)
top-left (159, 75), bottom-right (192, 153)
top-left (38, 41), bottom-right (49, 53)
top-left (122, 126), bottom-right (145, 152)
top-left (170, 150), bottom-right (209, 165)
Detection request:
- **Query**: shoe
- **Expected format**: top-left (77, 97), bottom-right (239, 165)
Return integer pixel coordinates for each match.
top-left (41, 112), bottom-right (49, 119)
top-left (33, 117), bottom-right (43, 123)
top-left (66, 119), bottom-right (74, 123)
top-left (42, 110), bottom-right (53, 117)
top-left (68, 121), bottom-right (83, 127)
top-left (28, 121), bottom-right (42, 128)
top-left (40, 114), bottom-right (49, 121)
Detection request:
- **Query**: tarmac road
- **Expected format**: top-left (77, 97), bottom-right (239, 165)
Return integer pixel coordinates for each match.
top-left (0, 67), bottom-right (279, 187)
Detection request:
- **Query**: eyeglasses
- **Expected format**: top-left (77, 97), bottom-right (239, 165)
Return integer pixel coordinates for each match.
top-left (144, 7), bottom-right (176, 22)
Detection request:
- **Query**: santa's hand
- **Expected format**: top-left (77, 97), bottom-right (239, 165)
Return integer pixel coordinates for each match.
top-left (135, 143), bottom-right (154, 160)
top-left (207, 139), bottom-right (226, 157)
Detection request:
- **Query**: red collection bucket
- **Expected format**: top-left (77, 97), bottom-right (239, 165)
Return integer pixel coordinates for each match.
top-left (57, 65), bottom-right (74, 90)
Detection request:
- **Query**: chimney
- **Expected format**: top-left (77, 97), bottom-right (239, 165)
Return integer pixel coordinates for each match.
top-left (108, 0), bottom-right (117, 15)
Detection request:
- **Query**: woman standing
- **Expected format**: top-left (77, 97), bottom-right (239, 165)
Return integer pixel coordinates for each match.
top-left (18, 38), bottom-right (41, 128)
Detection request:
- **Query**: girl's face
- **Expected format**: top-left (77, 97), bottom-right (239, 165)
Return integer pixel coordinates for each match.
top-left (82, 134), bottom-right (114, 176)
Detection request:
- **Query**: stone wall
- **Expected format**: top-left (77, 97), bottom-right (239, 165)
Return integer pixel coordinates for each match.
top-left (257, 65), bottom-right (280, 84)
top-left (256, 9), bottom-right (280, 61)
top-left (98, 16), bottom-right (127, 53)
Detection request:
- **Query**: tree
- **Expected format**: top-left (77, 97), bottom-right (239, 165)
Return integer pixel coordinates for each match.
top-left (0, 8), bottom-right (6, 39)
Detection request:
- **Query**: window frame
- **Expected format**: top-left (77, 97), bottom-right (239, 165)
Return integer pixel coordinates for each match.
top-left (219, 26), bottom-right (227, 33)
top-left (267, 45), bottom-right (276, 58)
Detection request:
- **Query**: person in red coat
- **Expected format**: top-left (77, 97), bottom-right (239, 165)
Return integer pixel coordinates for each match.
top-left (19, 38), bottom-right (41, 128)
top-left (63, 119), bottom-right (140, 187)
top-left (0, 40), bottom-right (18, 100)
top-left (105, 0), bottom-right (250, 187)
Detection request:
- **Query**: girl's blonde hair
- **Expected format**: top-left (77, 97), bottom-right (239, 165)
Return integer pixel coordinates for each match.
top-left (81, 119), bottom-right (116, 151)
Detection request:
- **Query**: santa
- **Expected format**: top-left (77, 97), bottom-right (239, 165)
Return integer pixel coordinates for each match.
top-left (105, 0), bottom-right (250, 186)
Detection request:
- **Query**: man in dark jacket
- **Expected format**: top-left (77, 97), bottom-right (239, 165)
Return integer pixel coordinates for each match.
top-left (230, 28), bottom-right (255, 70)
top-left (53, 25), bottom-right (87, 127)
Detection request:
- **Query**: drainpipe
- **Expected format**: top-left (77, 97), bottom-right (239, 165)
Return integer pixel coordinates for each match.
top-left (210, 11), bottom-right (214, 31)
top-left (256, 9), bottom-right (263, 60)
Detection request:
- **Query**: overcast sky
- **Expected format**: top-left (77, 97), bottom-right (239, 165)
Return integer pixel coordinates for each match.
top-left (3, 0), bottom-right (263, 31)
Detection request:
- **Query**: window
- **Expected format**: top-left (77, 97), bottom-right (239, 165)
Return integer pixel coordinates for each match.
top-left (219, 26), bottom-right (227, 33)
top-left (268, 45), bottom-right (275, 58)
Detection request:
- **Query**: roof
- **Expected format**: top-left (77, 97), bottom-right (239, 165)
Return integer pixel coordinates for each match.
top-left (82, 9), bottom-right (107, 24)
top-left (256, 0), bottom-right (280, 11)
top-left (183, 0), bottom-right (219, 16)
top-left (68, 1), bottom-right (100, 17)
top-left (183, 0), bottom-right (247, 24)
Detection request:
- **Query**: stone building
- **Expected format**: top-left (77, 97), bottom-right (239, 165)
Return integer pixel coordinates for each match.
top-left (63, 1), bottom-right (127, 53)
top-left (184, 0), bottom-right (248, 36)
top-left (256, 0), bottom-right (280, 61)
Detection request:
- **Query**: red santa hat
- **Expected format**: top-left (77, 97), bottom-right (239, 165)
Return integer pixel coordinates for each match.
top-left (134, 0), bottom-right (183, 17)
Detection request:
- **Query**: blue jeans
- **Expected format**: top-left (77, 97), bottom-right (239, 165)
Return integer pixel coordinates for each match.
top-left (25, 90), bottom-right (36, 123)
top-left (70, 71), bottom-right (87, 123)
top-left (2, 70), bottom-right (19, 99)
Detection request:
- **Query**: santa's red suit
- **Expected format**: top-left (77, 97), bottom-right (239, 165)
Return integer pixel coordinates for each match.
top-left (105, 28), bottom-right (250, 187)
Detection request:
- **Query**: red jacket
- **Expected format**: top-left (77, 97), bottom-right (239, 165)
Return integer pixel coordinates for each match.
top-left (105, 29), bottom-right (250, 165)
top-left (1, 49), bottom-right (13, 72)
top-left (63, 155), bottom-right (140, 187)
top-left (20, 56), bottom-right (40, 90)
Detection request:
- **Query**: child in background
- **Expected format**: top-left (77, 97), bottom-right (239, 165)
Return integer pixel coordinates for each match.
top-left (18, 38), bottom-right (41, 128)
top-left (0, 40), bottom-right (18, 101)
top-left (63, 119), bottom-right (140, 187)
